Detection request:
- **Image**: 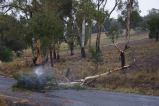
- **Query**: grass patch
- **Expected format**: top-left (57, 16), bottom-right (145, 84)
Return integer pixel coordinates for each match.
top-left (94, 68), bottom-right (159, 96)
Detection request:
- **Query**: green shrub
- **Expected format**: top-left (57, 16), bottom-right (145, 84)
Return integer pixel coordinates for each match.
top-left (89, 47), bottom-right (103, 64)
top-left (0, 47), bottom-right (13, 62)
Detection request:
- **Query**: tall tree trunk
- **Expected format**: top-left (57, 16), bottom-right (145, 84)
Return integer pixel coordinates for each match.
top-left (57, 53), bottom-right (60, 60)
top-left (96, 26), bottom-right (101, 53)
top-left (70, 42), bottom-right (74, 56)
top-left (81, 16), bottom-right (86, 58)
top-left (57, 46), bottom-right (60, 60)
top-left (126, 0), bottom-right (132, 40)
top-left (53, 49), bottom-right (57, 59)
top-left (49, 48), bottom-right (53, 67)
top-left (88, 24), bottom-right (92, 49)
top-left (81, 47), bottom-right (86, 58)
top-left (156, 31), bottom-right (159, 41)
top-left (120, 51), bottom-right (126, 67)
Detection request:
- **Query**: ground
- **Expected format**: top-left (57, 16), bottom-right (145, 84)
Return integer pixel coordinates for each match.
top-left (0, 76), bottom-right (159, 106)
top-left (0, 31), bottom-right (159, 96)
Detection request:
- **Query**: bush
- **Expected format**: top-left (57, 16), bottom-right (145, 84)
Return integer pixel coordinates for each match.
top-left (147, 15), bottom-right (159, 41)
top-left (89, 47), bottom-right (103, 64)
top-left (0, 47), bottom-right (13, 62)
top-left (14, 66), bottom-right (58, 91)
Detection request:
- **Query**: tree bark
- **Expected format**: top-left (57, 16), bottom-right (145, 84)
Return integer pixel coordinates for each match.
top-left (57, 49), bottom-right (60, 60)
top-left (120, 51), bottom-right (126, 67)
top-left (70, 42), bottom-right (74, 56)
top-left (88, 24), bottom-right (92, 49)
top-left (156, 31), bottom-right (159, 41)
top-left (96, 26), bottom-right (101, 53)
top-left (81, 47), bottom-right (86, 58)
top-left (81, 16), bottom-right (86, 58)
top-left (57, 53), bottom-right (60, 60)
top-left (53, 49), bottom-right (57, 59)
top-left (49, 48), bottom-right (53, 67)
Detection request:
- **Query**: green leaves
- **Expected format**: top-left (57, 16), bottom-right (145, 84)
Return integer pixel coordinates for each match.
top-left (108, 20), bottom-right (121, 43)
top-left (147, 12), bottom-right (159, 40)
top-left (0, 14), bottom-right (26, 52)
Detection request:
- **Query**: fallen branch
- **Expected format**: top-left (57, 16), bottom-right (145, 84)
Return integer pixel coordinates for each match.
top-left (59, 65), bottom-right (130, 87)
top-left (82, 65), bottom-right (130, 85)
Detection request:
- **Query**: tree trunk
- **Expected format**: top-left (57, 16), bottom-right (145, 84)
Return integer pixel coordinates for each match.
top-left (96, 26), bottom-right (101, 53)
top-left (156, 31), bottom-right (159, 41)
top-left (120, 51), bottom-right (126, 67)
top-left (70, 42), bottom-right (74, 56)
top-left (57, 53), bottom-right (60, 60)
top-left (53, 49), bottom-right (57, 59)
top-left (49, 48), bottom-right (53, 67)
top-left (88, 24), bottom-right (92, 49)
top-left (57, 44), bottom-right (60, 60)
top-left (57, 49), bottom-right (60, 60)
top-left (81, 47), bottom-right (86, 58)
top-left (81, 16), bottom-right (86, 58)
top-left (126, 0), bottom-right (133, 40)
top-left (70, 48), bottom-right (74, 56)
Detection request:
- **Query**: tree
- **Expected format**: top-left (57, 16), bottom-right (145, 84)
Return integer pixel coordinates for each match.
top-left (65, 18), bottom-right (78, 56)
top-left (29, 8), bottom-right (64, 66)
top-left (118, 10), bottom-right (142, 29)
top-left (147, 9), bottom-right (159, 41)
top-left (108, 0), bottom-right (135, 68)
top-left (0, 14), bottom-right (26, 53)
top-left (73, 0), bottom-right (95, 58)
top-left (0, 0), bottom-right (69, 66)
top-left (93, 0), bottom-right (120, 53)
top-left (0, 45), bottom-right (13, 62)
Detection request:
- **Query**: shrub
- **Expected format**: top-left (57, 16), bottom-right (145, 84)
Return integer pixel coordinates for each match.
top-left (89, 46), bottom-right (103, 64)
top-left (13, 67), bottom-right (58, 91)
top-left (0, 46), bottom-right (13, 62)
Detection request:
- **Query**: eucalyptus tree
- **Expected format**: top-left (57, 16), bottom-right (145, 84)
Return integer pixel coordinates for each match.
top-left (0, 0), bottom-right (68, 66)
top-left (147, 9), bottom-right (159, 41)
top-left (29, 0), bottom-right (65, 66)
top-left (65, 17), bottom-right (78, 56)
top-left (93, 0), bottom-right (120, 53)
top-left (0, 14), bottom-right (27, 61)
top-left (73, 0), bottom-right (95, 58)
top-left (108, 0), bottom-right (136, 67)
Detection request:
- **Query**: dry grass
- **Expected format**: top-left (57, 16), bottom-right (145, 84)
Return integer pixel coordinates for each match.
top-left (94, 68), bottom-right (159, 96)
top-left (0, 94), bottom-right (37, 106)
top-left (1, 31), bottom-right (159, 95)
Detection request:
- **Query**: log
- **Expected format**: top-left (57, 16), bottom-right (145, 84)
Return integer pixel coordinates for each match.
top-left (82, 65), bottom-right (130, 85)
top-left (58, 65), bottom-right (130, 87)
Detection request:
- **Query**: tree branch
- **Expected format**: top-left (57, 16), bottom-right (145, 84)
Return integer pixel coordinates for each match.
top-left (108, 0), bottom-right (120, 18)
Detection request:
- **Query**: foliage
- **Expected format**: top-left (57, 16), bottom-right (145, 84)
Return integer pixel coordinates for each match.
top-left (89, 46), bottom-right (103, 64)
top-left (147, 9), bottom-right (159, 41)
top-left (0, 46), bottom-right (13, 62)
top-left (0, 14), bottom-right (26, 52)
top-left (25, 2), bottom-right (65, 56)
top-left (117, 0), bottom-right (141, 29)
top-left (107, 19), bottom-right (121, 43)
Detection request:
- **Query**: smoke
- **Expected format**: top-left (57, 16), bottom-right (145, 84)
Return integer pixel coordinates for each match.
top-left (14, 66), bottom-right (58, 91)
top-left (34, 66), bottom-right (44, 76)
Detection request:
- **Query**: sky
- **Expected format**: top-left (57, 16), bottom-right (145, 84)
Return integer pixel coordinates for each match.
top-left (108, 0), bottom-right (159, 18)
top-left (138, 0), bottom-right (159, 16)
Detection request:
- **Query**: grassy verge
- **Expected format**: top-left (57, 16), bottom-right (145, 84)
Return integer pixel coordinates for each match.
top-left (0, 94), bottom-right (37, 106)
top-left (94, 68), bottom-right (159, 96)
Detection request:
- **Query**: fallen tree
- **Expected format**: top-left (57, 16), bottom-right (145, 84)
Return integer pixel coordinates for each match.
top-left (59, 65), bottom-right (130, 87)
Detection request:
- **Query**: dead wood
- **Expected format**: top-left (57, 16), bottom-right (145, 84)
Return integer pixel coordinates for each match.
top-left (59, 65), bottom-right (130, 87)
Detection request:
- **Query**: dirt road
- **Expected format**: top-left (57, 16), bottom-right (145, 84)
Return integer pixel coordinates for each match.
top-left (0, 76), bottom-right (159, 106)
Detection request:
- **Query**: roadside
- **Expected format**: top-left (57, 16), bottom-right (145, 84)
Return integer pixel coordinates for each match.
top-left (0, 76), bottom-right (159, 106)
